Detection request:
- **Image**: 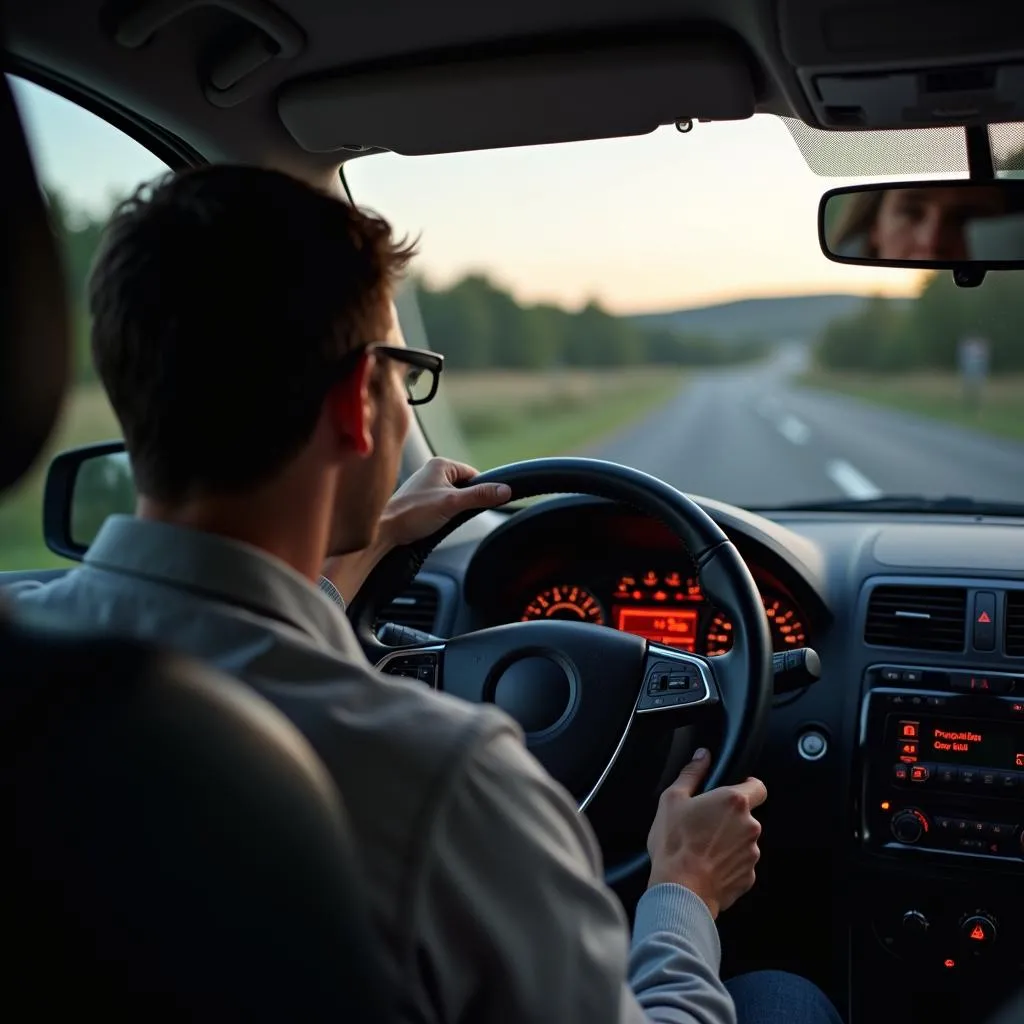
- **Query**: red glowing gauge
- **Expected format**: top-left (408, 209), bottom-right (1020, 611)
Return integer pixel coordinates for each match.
top-left (704, 593), bottom-right (807, 655)
top-left (522, 585), bottom-right (606, 625)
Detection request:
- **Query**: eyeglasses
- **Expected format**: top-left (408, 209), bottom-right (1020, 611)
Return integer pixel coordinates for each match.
top-left (328, 343), bottom-right (445, 406)
top-left (372, 344), bottom-right (444, 406)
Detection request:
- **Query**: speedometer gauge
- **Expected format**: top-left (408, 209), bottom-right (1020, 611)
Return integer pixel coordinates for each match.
top-left (522, 585), bottom-right (606, 625)
top-left (704, 593), bottom-right (807, 655)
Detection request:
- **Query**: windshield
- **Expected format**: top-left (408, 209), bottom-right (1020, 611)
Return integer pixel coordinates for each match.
top-left (345, 116), bottom-right (1024, 511)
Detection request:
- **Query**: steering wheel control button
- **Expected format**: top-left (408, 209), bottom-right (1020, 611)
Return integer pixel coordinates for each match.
top-left (492, 656), bottom-right (573, 735)
top-left (797, 729), bottom-right (827, 761)
top-left (960, 914), bottom-right (997, 953)
top-left (377, 650), bottom-right (440, 687)
top-left (636, 648), bottom-right (715, 714)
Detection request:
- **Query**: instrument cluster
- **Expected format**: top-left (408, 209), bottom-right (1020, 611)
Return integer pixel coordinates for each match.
top-left (519, 566), bottom-right (807, 656)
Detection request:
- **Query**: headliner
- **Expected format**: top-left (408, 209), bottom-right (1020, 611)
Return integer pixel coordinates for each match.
top-left (6, 0), bottom-right (1024, 183)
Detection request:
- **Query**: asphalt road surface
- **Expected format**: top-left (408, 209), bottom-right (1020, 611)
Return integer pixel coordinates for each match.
top-left (584, 347), bottom-right (1024, 509)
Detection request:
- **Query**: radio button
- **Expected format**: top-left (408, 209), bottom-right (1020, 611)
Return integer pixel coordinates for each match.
top-left (957, 837), bottom-right (987, 852)
top-left (949, 673), bottom-right (998, 693)
top-left (959, 767), bottom-right (979, 787)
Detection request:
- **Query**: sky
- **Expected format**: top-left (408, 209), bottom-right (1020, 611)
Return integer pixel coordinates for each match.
top-left (11, 73), bottom-right (932, 315)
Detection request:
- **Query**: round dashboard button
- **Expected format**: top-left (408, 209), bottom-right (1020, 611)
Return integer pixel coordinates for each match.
top-left (797, 730), bottom-right (827, 761)
top-left (960, 913), bottom-right (997, 951)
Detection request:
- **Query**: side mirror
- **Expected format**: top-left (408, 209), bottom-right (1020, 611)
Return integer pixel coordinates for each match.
top-left (44, 440), bottom-right (135, 560)
top-left (819, 179), bottom-right (1024, 269)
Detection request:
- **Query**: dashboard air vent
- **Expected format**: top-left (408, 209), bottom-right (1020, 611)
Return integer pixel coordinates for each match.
top-left (864, 585), bottom-right (967, 652)
top-left (1006, 591), bottom-right (1024, 657)
top-left (373, 581), bottom-right (440, 634)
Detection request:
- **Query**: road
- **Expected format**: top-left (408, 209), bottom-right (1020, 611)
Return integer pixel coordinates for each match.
top-left (584, 347), bottom-right (1024, 508)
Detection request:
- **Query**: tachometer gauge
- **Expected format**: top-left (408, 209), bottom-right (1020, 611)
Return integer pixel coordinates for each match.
top-left (763, 595), bottom-right (807, 649)
top-left (704, 593), bottom-right (808, 655)
top-left (522, 585), bottom-right (606, 625)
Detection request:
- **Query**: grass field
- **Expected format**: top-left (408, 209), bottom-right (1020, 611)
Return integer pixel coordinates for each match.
top-left (0, 367), bottom-right (684, 571)
top-left (800, 370), bottom-right (1024, 443)
top-left (444, 367), bottom-right (685, 468)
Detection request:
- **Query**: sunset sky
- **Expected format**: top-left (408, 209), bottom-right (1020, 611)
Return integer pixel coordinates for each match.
top-left (13, 74), bottom-right (932, 315)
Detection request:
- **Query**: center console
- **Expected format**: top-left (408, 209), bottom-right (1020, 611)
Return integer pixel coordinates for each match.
top-left (854, 663), bottom-right (1024, 1022)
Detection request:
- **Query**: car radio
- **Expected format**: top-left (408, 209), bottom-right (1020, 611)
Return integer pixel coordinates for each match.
top-left (860, 670), bottom-right (1024, 864)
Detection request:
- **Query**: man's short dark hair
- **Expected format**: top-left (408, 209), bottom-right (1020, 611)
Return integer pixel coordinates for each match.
top-left (89, 165), bottom-right (416, 502)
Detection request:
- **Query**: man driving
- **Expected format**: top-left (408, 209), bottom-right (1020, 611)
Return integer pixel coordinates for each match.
top-left (11, 166), bottom-right (841, 1024)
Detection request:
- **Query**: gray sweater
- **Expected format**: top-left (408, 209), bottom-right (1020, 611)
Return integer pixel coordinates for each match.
top-left (9, 515), bottom-right (736, 1024)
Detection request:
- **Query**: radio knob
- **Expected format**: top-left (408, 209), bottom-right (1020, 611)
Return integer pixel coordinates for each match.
top-left (901, 910), bottom-right (930, 936)
top-left (891, 808), bottom-right (929, 844)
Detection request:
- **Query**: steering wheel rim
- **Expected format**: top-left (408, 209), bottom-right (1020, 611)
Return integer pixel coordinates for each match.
top-left (349, 457), bottom-right (773, 883)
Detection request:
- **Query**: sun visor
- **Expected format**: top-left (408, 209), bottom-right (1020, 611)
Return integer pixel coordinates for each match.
top-left (277, 39), bottom-right (756, 156)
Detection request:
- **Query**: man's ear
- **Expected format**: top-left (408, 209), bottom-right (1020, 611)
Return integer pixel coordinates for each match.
top-left (325, 352), bottom-right (375, 457)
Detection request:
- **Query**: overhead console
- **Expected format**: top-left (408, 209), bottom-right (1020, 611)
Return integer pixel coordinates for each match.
top-left (777, 0), bottom-right (1024, 129)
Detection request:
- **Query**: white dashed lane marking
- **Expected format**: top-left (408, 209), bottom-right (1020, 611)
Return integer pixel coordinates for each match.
top-left (826, 459), bottom-right (882, 499)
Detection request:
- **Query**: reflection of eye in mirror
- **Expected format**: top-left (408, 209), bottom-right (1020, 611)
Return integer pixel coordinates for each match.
top-left (71, 451), bottom-right (136, 548)
top-left (820, 180), bottom-right (1024, 267)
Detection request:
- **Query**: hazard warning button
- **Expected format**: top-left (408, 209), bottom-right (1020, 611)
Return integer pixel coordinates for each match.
top-left (960, 913), bottom-right (997, 952)
top-left (973, 592), bottom-right (996, 653)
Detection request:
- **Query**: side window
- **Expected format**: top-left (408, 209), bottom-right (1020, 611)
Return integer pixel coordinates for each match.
top-left (1, 77), bottom-right (168, 570)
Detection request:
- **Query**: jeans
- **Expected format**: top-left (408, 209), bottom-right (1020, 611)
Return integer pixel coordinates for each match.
top-left (726, 970), bottom-right (844, 1024)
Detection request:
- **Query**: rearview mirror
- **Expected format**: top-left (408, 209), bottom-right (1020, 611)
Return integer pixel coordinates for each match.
top-left (44, 440), bottom-right (135, 560)
top-left (819, 180), bottom-right (1024, 268)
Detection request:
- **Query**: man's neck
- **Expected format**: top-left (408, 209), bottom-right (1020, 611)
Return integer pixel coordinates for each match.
top-left (136, 486), bottom-right (330, 583)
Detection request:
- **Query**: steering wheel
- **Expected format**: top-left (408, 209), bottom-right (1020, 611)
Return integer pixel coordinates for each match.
top-left (348, 457), bottom-right (773, 882)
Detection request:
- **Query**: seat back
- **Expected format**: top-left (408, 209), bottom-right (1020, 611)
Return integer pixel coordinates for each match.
top-left (0, 34), bottom-right (392, 1022)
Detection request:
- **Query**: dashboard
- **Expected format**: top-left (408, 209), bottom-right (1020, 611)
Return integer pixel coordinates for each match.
top-left (404, 493), bottom-right (1024, 1024)
top-left (8, 490), bottom-right (1024, 1024)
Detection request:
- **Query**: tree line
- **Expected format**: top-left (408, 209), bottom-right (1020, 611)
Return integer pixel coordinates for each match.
top-left (47, 188), bottom-right (768, 381)
top-left (815, 271), bottom-right (1024, 374)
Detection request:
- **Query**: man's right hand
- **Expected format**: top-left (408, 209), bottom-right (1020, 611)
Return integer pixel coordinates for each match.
top-left (646, 747), bottom-right (767, 920)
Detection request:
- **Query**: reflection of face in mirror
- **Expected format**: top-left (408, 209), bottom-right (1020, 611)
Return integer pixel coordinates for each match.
top-left (871, 186), bottom-right (1007, 260)
top-left (829, 185), bottom-right (1009, 262)
top-left (71, 452), bottom-right (136, 549)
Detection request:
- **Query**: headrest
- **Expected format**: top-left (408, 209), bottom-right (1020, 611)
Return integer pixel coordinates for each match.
top-left (0, 68), bottom-right (71, 492)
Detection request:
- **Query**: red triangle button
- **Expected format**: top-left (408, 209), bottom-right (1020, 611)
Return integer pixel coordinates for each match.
top-left (977, 611), bottom-right (991, 624)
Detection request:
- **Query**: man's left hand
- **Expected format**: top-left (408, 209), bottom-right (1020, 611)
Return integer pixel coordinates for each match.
top-left (323, 457), bottom-right (512, 603)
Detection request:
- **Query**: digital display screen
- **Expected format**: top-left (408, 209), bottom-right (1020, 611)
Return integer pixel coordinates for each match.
top-left (614, 606), bottom-right (699, 649)
top-left (894, 715), bottom-right (1024, 770)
